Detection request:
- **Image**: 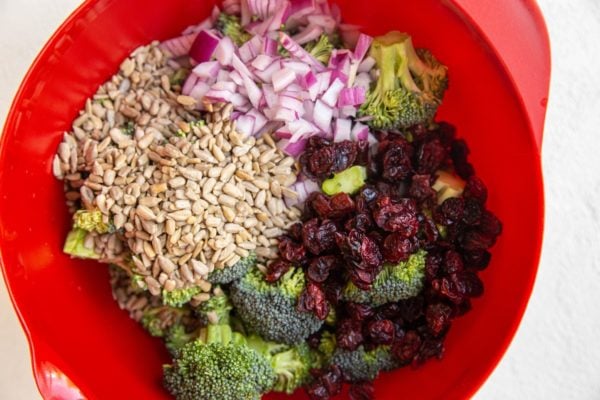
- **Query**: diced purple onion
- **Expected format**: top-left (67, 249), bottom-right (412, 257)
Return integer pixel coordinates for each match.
top-left (189, 30), bottom-right (221, 63)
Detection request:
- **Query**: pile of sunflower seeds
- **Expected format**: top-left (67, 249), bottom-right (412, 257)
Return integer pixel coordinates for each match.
top-left (53, 43), bottom-right (301, 299)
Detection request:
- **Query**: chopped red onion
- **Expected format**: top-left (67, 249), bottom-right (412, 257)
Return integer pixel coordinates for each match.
top-left (160, 33), bottom-right (197, 57)
top-left (321, 78), bottom-right (345, 108)
top-left (236, 114), bottom-right (256, 137)
top-left (279, 32), bottom-right (326, 72)
top-left (192, 61), bottom-right (220, 79)
top-left (292, 24), bottom-right (323, 44)
top-left (334, 118), bottom-right (352, 142)
top-left (214, 37), bottom-right (235, 65)
top-left (358, 56), bottom-right (376, 73)
top-left (252, 54), bottom-right (275, 71)
top-left (353, 33), bottom-right (373, 62)
top-left (189, 30), bottom-right (221, 63)
top-left (313, 99), bottom-right (333, 133)
top-left (272, 68), bottom-right (297, 92)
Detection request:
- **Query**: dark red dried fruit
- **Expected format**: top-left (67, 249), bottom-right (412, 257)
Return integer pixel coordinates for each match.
top-left (392, 330), bottom-right (422, 363)
top-left (332, 141), bottom-right (359, 173)
top-left (464, 175), bottom-right (488, 204)
top-left (460, 229), bottom-right (496, 251)
top-left (349, 381), bottom-right (375, 400)
top-left (298, 281), bottom-right (330, 320)
top-left (347, 267), bottom-right (377, 290)
top-left (329, 192), bottom-right (356, 219)
top-left (337, 319), bottom-right (364, 351)
top-left (416, 138), bottom-right (447, 174)
top-left (308, 256), bottom-right (338, 283)
top-left (367, 319), bottom-right (395, 345)
top-left (463, 250), bottom-right (491, 270)
top-left (409, 174), bottom-right (436, 203)
top-left (346, 302), bottom-right (374, 321)
top-left (345, 213), bottom-right (374, 232)
top-left (397, 296), bottom-right (425, 323)
top-left (305, 365), bottom-right (343, 400)
top-left (380, 139), bottom-right (413, 182)
top-left (425, 303), bottom-right (453, 336)
top-left (443, 250), bottom-right (464, 274)
top-left (360, 235), bottom-right (383, 268)
top-left (415, 335), bottom-right (445, 364)
top-left (278, 236), bottom-right (306, 263)
top-left (382, 233), bottom-right (417, 263)
top-left (308, 146), bottom-right (335, 178)
top-left (303, 218), bottom-right (338, 255)
top-left (462, 197), bottom-right (483, 226)
top-left (439, 197), bottom-right (465, 224)
top-left (309, 192), bottom-right (334, 219)
top-left (265, 259), bottom-right (292, 283)
top-left (373, 197), bottom-right (419, 236)
top-left (478, 210), bottom-right (503, 238)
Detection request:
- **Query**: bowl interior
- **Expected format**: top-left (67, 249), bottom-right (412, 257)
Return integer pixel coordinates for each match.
top-left (0, 0), bottom-right (543, 399)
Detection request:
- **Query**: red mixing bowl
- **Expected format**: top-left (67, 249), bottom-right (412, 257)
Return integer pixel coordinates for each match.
top-left (0, 0), bottom-right (550, 399)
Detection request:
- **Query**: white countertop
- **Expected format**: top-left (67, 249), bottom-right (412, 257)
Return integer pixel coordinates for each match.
top-left (1, 1), bottom-right (599, 399)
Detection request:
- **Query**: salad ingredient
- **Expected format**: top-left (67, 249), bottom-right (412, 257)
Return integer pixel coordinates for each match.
top-left (216, 13), bottom-right (251, 46)
top-left (321, 165), bottom-right (368, 195)
top-left (230, 266), bottom-right (324, 345)
top-left (342, 250), bottom-right (427, 307)
top-left (331, 345), bottom-right (399, 382)
top-left (359, 31), bottom-right (448, 130)
top-left (63, 228), bottom-right (99, 259)
top-left (206, 252), bottom-right (257, 284)
top-left (304, 34), bottom-right (335, 64)
top-left (72, 209), bottom-right (111, 233)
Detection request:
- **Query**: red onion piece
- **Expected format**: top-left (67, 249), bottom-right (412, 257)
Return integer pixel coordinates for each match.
top-left (279, 32), bottom-right (326, 72)
top-left (272, 68), bottom-right (297, 92)
top-left (214, 37), bottom-right (235, 65)
top-left (192, 61), bottom-right (221, 79)
top-left (313, 99), bottom-right (333, 133)
top-left (353, 33), bottom-right (373, 62)
top-left (321, 78), bottom-right (345, 108)
top-left (189, 30), bottom-right (221, 63)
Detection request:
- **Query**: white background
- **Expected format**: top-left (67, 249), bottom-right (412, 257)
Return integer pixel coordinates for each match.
top-left (1, 0), bottom-right (599, 399)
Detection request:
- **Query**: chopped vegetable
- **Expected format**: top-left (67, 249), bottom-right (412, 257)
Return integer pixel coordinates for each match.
top-left (321, 165), bottom-right (367, 195)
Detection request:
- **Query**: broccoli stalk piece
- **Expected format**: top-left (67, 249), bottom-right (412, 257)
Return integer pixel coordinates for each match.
top-left (331, 345), bottom-right (399, 382)
top-left (162, 287), bottom-right (203, 308)
top-left (304, 34), bottom-right (334, 64)
top-left (342, 250), bottom-right (427, 306)
top-left (163, 324), bottom-right (317, 400)
top-left (63, 228), bottom-right (99, 259)
top-left (207, 253), bottom-right (257, 285)
top-left (196, 290), bottom-right (233, 325)
top-left (358, 31), bottom-right (448, 130)
top-left (322, 166), bottom-right (368, 196)
top-left (141, 305), bottom-right (188, 338)
top-left (230, 266), bottom-right (324, 345)
top-left (216, 13), bottom-right (251, 46)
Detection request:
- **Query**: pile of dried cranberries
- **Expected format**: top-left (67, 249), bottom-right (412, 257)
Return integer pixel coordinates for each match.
top-left (267, 123), bottom-right (502, 400)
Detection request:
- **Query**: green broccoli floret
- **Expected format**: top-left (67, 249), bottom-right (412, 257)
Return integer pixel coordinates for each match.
top-left (196, 290), bottom-right (233, 325)
top-left (207, 253), bottom-right (257, 285)
top-left (163, 287), bottom-right (202, 308)
top-left (304, 34), bottom-right (334, 64)
top-left (230, 266), bottom-right (323, 345)
top-left (358, 31), bottom-right (448, 130)
top-left (163, 324), bottom-right (317, 400)
top-left (165, 324), bottom-right (202, 357)
top-left (63, 228), bottom-right (99, 259)
top-left (216, 13), bottom-right (251, 46)
top-left (331, 345), bottom-right (399, 382)
top-left (342, 250), bottom-right (427, 306)
top-left (141, 305), bottom-right (189, 338)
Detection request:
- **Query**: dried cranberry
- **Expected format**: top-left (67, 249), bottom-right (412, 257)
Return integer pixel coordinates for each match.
top-left (345, 213), bottom-right (374, 232)
top-left (329, 192), bottom-right (356, 219)
top-left (265, 259), bottom-right (291, 283)
top-left (349, 381), bottom-right (375, 400)
top-left (392, 330), bottom-right (422, 363)
top-left (347, 267), bottom-right (377, 290)
top-left (308, 146), bottom-right (335, 178)
top-left (419, 215), bottom-right (440, 247)
top-left (288, 222), bottom-right (304, 241)
top-left (346, 302), bottom-right (374, 321)
top-left (360, 235), bottom-right (383, 268)
top-left (463, 250), bottom-right (491, 270)
top-left (332, 141), bottom-right (359, 173)
top-left (359, 185), bottom-right (379, 204)
top-left (460, 229), bottom-right (496, 251)
top-left (381, 140), bottom-right (413, 182)
top-left (416, 138), bottom-right (447, 174)
top-left (431, 277), bottom-right (464, 304)
top-left (439, 197), bottom-right (465, 224)
top-left (298, 281), bottom-right (330, 320)
top-left (425, 253), bottom-right (442, 281)
top-left (409, 174), bottom-right (436, 203)
top-left (337, 319), bottom-right (364, 350)
top-left (309, 193), bottom-right (333, 219)
top-left (305, 365), bottom-right (343, 400)
top-left (367, 319), bottom-right (396, 345)
top-left (425, 303), bottom-right (453, 336)
top-left (303, 219), bottom-right (338, 255)
top-left (464, 175), bottom-right (488, 204)
top-left (443, 250), bottom-right (464, 274)
top-left (382, 233), bottom-right (416, 263)
top-left (373, 197), bottom-right (419, 236)
top-left (397, 296), bottom-right (425, 323)
top-left (305, 383), bottom-right (329, 400)
top-left (452, 271), bottom-right (484, 298)
top-left (278, 236), bottom-right (307, 263)
top-left (462, 197), bottom-right (483, 225)
top-left (415, 335), bottom-right (445, 363)
top-left (308, 256), bottom-right (338, 283)
top-left (479, 210), bottom-right (503, 238)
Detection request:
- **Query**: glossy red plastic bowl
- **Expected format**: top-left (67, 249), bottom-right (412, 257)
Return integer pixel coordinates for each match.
top-left (0, 1), bottom-right (549, 399)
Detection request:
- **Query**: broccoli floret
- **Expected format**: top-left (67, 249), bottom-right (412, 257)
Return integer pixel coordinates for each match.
top-left (207, 253), bottom-right (257, 285)
top-left (164, 324), bottom-right (317, 399)
top-left (196, 290), bottom-right (233, 325)
top-left (162, 287), bottom-right (203, 308)
top-left (165, 324), bottom-right (202, 357)
top-left (358, 31), bottom-right (448, 130)
top-left (304, 34), bottom-right (334, 64)
top-left (342, 250), bottom-right (427, 306)
top-left (331, 345), bottom-right (398, 382)
top-left (230, 266), bottom-right (323, 345)
top-left (141, 305), bottom-right (188, 338)
top-left (216, 13), bottom-right (251, 46)
top-left (63, 228), bottom-right (99, 259)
